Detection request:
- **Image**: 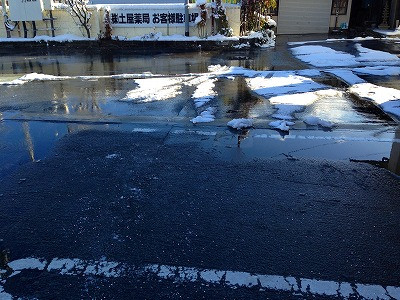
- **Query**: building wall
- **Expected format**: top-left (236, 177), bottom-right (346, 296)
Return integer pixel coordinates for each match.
top-left (0, 4), bottom-right (240, 39)
top-left (277, 0), bottom-right (332, 34)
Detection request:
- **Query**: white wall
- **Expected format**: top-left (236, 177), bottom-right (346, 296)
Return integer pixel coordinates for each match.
top-left (0, 4), bottom-right (241, 38)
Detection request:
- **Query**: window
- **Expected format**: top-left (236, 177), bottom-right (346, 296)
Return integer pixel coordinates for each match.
top-left (331, 0), bottom-right (349, 15)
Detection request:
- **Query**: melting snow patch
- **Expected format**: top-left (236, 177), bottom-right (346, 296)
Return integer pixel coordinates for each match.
top-left (355, 43), bottom-right (400, 65)
top-left (349, 83), bottom-right (400, 119)
top-left (296, 69), bottom-right (322, 77)
top-left (303, 116), bottom-right (334, 128)
top-left (227, 118), bottom-right (253, 130)
top-left (246, 73), bottom-right (324, 97)
top-left (291, 45), bottom-right (358, 67)
top-left (352, 66), bottom-right (400, 76)
top-left (269, 120), bottom-right (295, 131)
top-left (190, 77), bottom-right (217, 108)
top-left (269, 92), bottom-right (320, 120)
top-left (123, 77), bottom-right (183, 102)
top-left (324, 69), bottom-right (365, 86)
top-left (292, 44), bottom-right (400, 68)
top-left (191, 107), bottom-right (216, 124)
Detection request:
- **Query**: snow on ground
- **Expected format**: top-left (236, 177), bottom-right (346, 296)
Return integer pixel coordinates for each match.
top-left (227, 118), bottom-right (253, 130)
top-left (349, 83), bottom-right (400, 119)
top-left (373, 28), bottom-right (400, 36)
top-left (246, 73), bottom-right (335, 121)
top-left (191, 107), bottom-right (216, 124)
top-left (189, 77), bottom-right (218, 108)
top-left (268, 92), bottom-right (320, 120)
top-left (303, 116), bottom-right (334, 128)
top-left (0, 34), bottom-right (92, 43)
top-left (269, 120), bottom-right (295, 131)
top-left (246, 73), bottom-right (325, 97)
top-left (186, 75), bottom-right (218, 123)
top-left (291, 44), bottom-right (400, 68)
top-left (122, 77), bottom-right (184, 102)
top-left (324, 69), bottom-right (366, 85)
top-left (0, 72), bottom-right (154, 86)
top-left (355, 43), bottom-right (399, 65)
top-left (352, 66), bottom-right (400, 76)
top-left (291, 45), bottom-right (357, 67)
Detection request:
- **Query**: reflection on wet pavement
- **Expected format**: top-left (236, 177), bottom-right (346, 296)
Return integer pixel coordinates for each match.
top-left (0, 45), bottom-right (399, 178)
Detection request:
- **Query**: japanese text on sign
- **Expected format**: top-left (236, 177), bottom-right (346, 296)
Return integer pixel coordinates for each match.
top-left (110, 11), bottom-right (199, 27)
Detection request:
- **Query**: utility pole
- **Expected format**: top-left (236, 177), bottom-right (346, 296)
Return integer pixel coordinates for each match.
top-left (185, 0), bottom-right (190, 36)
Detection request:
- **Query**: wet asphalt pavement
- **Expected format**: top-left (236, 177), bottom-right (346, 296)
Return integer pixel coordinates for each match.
top-left (0, 35), bottom-right (400, 299)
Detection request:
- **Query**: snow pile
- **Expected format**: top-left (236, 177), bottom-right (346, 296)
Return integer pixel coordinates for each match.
top-left (227, 118), bottom-right (253, 130)
top-left (269, 120), bottom-right (295, 132)
top-left (349, 83), bottom-right (400, 119)
top-left (122, 78), bottom-right (183, 102)
top-left (191, 107), bottom-right (216, 124)
top-left (303, 116), bottom-right (334, 128)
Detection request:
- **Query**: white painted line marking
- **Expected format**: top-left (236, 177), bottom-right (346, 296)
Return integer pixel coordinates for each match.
top-left (1, 257), bottom-right (399, 300)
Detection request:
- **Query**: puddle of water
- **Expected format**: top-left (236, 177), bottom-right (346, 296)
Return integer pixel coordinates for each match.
top-left (215, 77), bottom-right (268, 119)
top-left (0, 73), bottom-right (394, 127)
top-left (0, 44), bottom-right (307, 79)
